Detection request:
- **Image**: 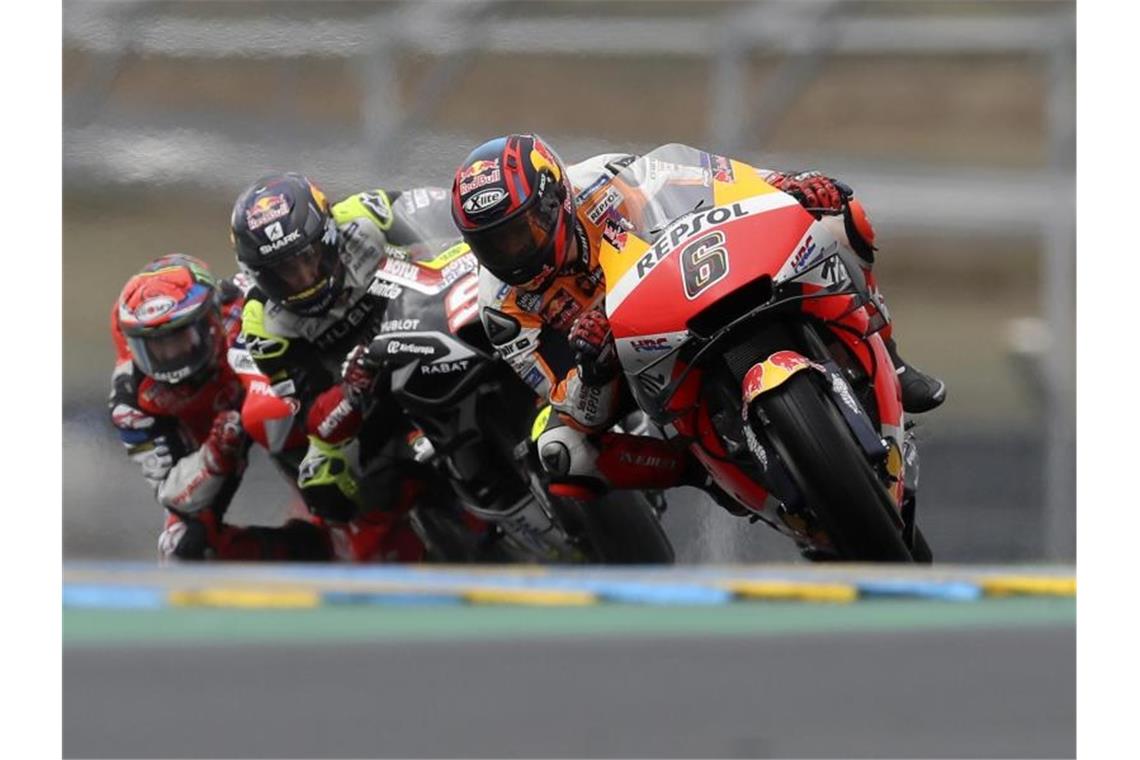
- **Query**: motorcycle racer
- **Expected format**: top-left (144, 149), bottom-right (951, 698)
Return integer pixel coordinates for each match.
top-left (450, 133), bottom-right (945, 499)
top-left (230, 173), bottom-right (458, 561)
top-left (108, 254), bottom-right (332, 561)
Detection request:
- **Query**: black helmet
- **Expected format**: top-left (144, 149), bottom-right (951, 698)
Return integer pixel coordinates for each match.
top-left (230, 173), bottom-right (344, 316)
top-left (450, 134), bottom-right (576, 290)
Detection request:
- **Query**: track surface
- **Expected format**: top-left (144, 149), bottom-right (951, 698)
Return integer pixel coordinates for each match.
top-left (64, 599), bottom-right (1073, 758)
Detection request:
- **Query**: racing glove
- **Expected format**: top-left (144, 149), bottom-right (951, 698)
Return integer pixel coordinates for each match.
top-left (569, 309), bottom-right (619, 386)
top-left (768, 171), bottom-right (852, 215)
top-left (201, 410), bottom-right (247, 475)
top-left (307, 343), bottom-right (385, 444)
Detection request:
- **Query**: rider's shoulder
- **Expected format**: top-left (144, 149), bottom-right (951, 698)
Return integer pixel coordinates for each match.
top-left (331, 189), bottom-right (397, 232)
top-left (240, 288), bottom-right (300, 340)
top-left (568, 153), bottom-right (639, 202)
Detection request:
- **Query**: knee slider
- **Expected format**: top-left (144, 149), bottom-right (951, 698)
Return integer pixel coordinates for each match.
top-left (535, 420), bottom-right (605, 486)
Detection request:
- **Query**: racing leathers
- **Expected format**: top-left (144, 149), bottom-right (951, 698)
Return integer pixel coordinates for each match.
top-left (108, 276), bottom-right (332, 561)
top-left (239, 186), bottom-right (455, 561)
top-left (478, 152), bottom-right (895, 499)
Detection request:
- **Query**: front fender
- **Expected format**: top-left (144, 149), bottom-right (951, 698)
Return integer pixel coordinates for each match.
top-left (740, 350), bottom-right (825, 415)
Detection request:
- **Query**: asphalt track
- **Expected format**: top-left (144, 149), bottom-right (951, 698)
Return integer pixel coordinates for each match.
top-left (64, 598), bottom-right (1074, 758)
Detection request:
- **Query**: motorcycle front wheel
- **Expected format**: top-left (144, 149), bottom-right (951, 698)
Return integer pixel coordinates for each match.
top-left (754, 371), bottom-right (914, 562)
top-left (570, 491), bottom-right (675, 565)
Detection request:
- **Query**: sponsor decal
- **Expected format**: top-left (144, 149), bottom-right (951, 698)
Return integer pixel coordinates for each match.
top-left (133, 296), bottom-right (177, 322)
top-left (383, 258), bottom-right (420, 281)
top-left (421, 359), bottom-right (470, 375)
top-left (830, 372), bottom-right (862, 415)
top-left (790, 235), bottom-right (818, 271)
top-left (631, 337), bottom-right (670, 352)
top-left (258, 222), bottom-right (302, 254)
top-left (742, 423), bottom-right (769, 469)
top-left (574, 174), bottom-right (608, 204)
top-left (574, 383), bottom-right (604, 420)
top-left (817, 249), bottom-right (844, 284)
top-left (359, 191), bottom-right (393, 226)
top-left (458, 159), bottom-right (502, 197)
top-left (387, 340), bottom-right (435, 356)
top-left (245, 193), bottom-right (291, 230)
top-left (601, 217), bottom-right (629, 250)
top-left (312, 298), bottom-right (375, 351)
top-left (523, 364), bottom-right (546, 390)
top-left (586, 186), bottom-right (623, 224)
top-left (368, 279), bottom-right (403, 299)
top-left (711, 154), bottom-right (735, 183)
top-left (440, 254), bottom-right (478, 285)
top-left (541, 288), bottom-right (581, 331)
top-left (317, 396), bottom-right (356, 439)
top-left (617, 451), bottom-right (678, 470)
top-left (463, 188), bottom-right (507, 214)
top-left (381, 318), bottom-right (420, 332)
top-left (740, 351), bottom-right (824, 415)
top-left (516, 290), bottom-right (543, 313)
top-left (499, 335), bottom-right (533, 360)
top-left (635, 202), bottom-right (749, 279)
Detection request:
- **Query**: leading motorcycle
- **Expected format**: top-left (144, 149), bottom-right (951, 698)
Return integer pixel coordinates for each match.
top-left (597, 144), bottom-right (933, 562)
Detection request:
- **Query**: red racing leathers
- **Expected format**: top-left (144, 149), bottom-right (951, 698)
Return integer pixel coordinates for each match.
top-left (108, 275), bottom-right (331, 561)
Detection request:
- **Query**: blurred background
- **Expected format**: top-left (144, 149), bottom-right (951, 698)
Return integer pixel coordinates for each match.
top-left (62, 0), bottom-right (1075, 563)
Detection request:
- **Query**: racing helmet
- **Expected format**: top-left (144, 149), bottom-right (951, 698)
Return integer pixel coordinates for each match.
top-left (450, 134), bottom-right (576, 290)
top-left (116, 254), bottom-right (225, 384)
top-left (230, 172), bottom-right (344, 316)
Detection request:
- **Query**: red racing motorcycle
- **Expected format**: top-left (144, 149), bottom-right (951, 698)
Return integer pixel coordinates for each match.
top-left (599, 144), bottom-right (931, 561)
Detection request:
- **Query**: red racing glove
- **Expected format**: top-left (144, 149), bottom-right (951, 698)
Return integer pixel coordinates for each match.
top-left (341, 342), bottom-right (384, 403)
top-left (569, 309), bottom-right (619, 386)
top-left (769, 171), bottom-right (852, 215)
top-left (202, 410), bottom-right (247, 475)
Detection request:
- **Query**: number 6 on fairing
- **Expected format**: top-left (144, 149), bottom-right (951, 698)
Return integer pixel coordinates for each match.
top-left (681, 231), bottom-right (729, 299)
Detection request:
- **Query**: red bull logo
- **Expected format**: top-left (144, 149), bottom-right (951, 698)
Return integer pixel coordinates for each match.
top-left (460, 158), bottom-right (500, 180)
top-left (741, 351), bottom-right (823, 413)
top-left (245, 193), bottom-right (291, 230)
top-left (459, 158), bottom-right (503, 196)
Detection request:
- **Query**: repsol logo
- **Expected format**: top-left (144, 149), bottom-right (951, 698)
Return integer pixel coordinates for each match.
top-left (636, 202), bottom-right (748, 279)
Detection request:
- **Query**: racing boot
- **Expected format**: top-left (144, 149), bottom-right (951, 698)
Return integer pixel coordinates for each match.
top-left (885, 336), bottom-right (946, 414)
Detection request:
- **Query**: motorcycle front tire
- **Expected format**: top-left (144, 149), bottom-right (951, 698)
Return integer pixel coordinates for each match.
top-left (755, 371), bottom-right (914, 562)
top-left (575, 491), bottom-right (675, 565)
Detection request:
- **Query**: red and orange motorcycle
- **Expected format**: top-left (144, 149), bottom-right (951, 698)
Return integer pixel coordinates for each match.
top-left (598, 144), bottom-right (932, 561)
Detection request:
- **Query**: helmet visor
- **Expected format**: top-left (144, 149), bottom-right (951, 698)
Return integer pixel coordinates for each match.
top-left (127, 318), bottom-right (215, 383)
top-left (462, 173), bottom-right (563, 286)
top-left (251, 240), bottom-right (341, 313)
